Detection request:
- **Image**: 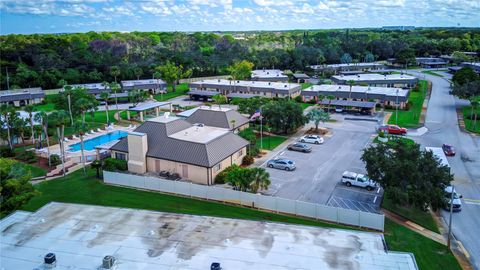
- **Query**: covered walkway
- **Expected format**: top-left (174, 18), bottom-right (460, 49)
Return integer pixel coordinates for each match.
top-left (127, 101), bottom-right (172, 122)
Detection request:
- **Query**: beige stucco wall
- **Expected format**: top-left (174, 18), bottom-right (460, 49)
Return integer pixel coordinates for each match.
top-left (127, 133), bottom-right (148, 174)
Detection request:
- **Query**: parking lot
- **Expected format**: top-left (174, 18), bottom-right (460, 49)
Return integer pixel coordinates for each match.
top-left (261, 116), bottom-right (384, 213)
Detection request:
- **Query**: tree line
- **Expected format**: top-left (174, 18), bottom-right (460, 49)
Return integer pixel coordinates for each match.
top-left (1, 28), bottom-right (479, 89)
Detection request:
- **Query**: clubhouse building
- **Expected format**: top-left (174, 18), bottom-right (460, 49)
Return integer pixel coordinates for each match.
top-left (0, 87), bottom-right (45, 107)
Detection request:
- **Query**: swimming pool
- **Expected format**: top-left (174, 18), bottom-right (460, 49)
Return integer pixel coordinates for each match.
top-left (69, 130), bottom-right (128, 151)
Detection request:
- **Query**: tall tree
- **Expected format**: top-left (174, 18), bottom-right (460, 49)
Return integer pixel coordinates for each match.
top-left (23, 105), bottom-right (36, 145)
top-left (212, 94), bottom-right (228, 108)
top-left (59, 80), bottom-right (74, 126)
top-left (109, 82), bottom-right (121, 111)
top-left (100, 92), bottom-right (111, 125)
top-left (155, 61), bottom-right (192, 92)
top-left (307, 109), bottom-right (330, 131)
top-left (228, 60), bottom-right (254, 80)
top-left (452, 67), bottom-right (479, 86)
top-left (110, 65), bottom-right (121, 83)
top-left (73, 120), bottom-right (89, 175)
top-left (0, 104), bottom-right (18, 150)
top-left (362, 139), bottom-right (453, 210)
top-left (49, 110), bottom-right (68, 176)
top-left (340, 53), bottom-right (352, 64)
top-left (34, 111), bottom-right (51, 167)
top-left (133, 66), bottom-right (143, 80)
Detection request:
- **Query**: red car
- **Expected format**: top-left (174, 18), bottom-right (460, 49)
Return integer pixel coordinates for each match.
top-left (442, 144), bottom-right (456, 156)
top-left (378, 125), bottom-right (407, 135)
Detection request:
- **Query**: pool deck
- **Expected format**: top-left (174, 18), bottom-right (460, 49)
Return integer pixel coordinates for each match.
top-left (36, 125), bottom-right (136, 162)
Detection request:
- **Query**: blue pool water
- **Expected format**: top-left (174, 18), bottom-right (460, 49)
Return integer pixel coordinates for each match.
top-left (69, 130), bottom-right (128, 151)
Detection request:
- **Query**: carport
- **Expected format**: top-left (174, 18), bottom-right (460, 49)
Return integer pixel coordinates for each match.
top-left (319, 99), bottom-right (376, 112)
top-left (187, 90), bottom-right (218, 101)
top-left (226, 92), bottom-right (260, 99)
top-left (127, 101), bottom-right (172, 122)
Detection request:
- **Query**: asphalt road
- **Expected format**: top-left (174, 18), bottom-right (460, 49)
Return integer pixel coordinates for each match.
top-left (410, 69), bottom-right (480, 269)
top-left (262, 115), bottom-right (382, 212)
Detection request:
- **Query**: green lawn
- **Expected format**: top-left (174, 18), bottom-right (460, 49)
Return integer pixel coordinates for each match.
top-left (32, 94), bottom-right (59, 112)
top-left (382, 195), bottom-right (439, 233)
top-left (462, 106), bottom-right (480, 134)
top-left (154, 83), bottom-right (189, 101)
top-left (298, 102), bottom-right (315, 110)
top-left (384, 219), bottom-right (460, 270)
top-left (256, 135), bottom-right (288, 150)
top-left (421, 70), bottom-right (443, 77)
top-left (20, 168), bottom-right (461, 270)
top-left (388, 80), bottom-right (428, 128)
top-left (12, 160), bottom-right (47, 178)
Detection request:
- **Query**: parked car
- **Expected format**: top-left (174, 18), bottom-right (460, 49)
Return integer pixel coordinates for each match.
top-left (300, 135), bottom-right (324, 144)
top-left (267, 158), bottom-right (296, 171)
top-left (444, 186), bottom-right (462, 212)
top-left (341, 171), bottom-right (378, 191)
top-left (442, 144), bottom-right (456, 156)
top-left (334, 106), bottom-right (344, 113)
top-left (287, 143), bottom-right (312, 153)
top-left (377, 124), bottom-right (407, 135)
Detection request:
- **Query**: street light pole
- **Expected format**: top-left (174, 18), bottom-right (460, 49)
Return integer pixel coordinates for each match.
top-left (260, 115), bottom-right (263, 150)
top-left (447, 184), bottom-right (455, 249)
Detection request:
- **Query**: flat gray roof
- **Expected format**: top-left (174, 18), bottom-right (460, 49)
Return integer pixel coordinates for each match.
top-left (303, 84), bottom-right (409, 98)
top-left (332, 74), bottom-right (417, 82)
top-left (1, 202), bottom-right (418, 270)
top-left (121, 79), bottom-right (166, 87)
top-left (251, 69), bottom-right (288, 79)
top-left (190, 79), bottom-right (301, 91)
top-left (310, 63), bottom-right (385, 70)
top-left (319, 99), bottom-right (377, 108)
top-left (128, 101), bottom-right (171, 112)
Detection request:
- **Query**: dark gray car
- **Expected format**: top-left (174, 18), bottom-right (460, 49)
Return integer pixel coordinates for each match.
top-left (287, 143), bottom-right (312, 153)
top-left (267, 159), bottom-right (296, 171)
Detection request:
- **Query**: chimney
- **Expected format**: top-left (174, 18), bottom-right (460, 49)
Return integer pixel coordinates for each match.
top-left (127, 132), bottom-right (148, 174)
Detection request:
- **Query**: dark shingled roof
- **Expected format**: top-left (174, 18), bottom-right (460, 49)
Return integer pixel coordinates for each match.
top-left (110, 118), bottom-right (248, 167)
top-left (186, 108), bottom-right (249, 130)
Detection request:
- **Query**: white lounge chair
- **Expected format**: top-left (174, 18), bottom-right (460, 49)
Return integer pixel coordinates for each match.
top-left (90, 130), bottom-right (96, 134)
top-left (96, 128), bottom-right (102, 133)
top-left (63, 137), bottom-right (70, 142)
top-left (72, 135), bottom-right (79, 140)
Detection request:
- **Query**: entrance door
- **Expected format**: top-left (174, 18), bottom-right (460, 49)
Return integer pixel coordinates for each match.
top-left (181, 164), bottom-right (188, 178)
top-left (155, 160), bottom-right (161, 171)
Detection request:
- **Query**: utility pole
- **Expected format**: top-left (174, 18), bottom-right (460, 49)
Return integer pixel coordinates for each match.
top-left (447, 184), bottom-right (454, 249)
top-left (396, 89), bottom-right (399, 126)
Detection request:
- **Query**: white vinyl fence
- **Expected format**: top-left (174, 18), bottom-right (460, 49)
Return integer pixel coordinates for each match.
top-left (104, 171), bottom-right (385, 231)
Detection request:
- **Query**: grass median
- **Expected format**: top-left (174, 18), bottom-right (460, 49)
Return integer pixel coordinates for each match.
top-left (20, 168), bottom-right (462, 270)
top-left (388, 80), bottom-right (428, 128)
top-left (462, 106), bottom-right (480, 134)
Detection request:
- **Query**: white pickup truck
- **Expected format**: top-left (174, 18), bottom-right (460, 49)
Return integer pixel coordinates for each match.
top-left (341, 171), bottom-right (378, 191)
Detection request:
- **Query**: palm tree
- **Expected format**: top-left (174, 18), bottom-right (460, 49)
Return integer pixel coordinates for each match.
top-left (249, 168), bottom-right (270, 193)
top-left (49, 110), bottom-right (68, 176)
top-left (75, 98), bottom-right (90, 127)
top-left (230, 119), bottom-right (236, 130)
top-left (327, 95), bottom-right (335, 112)
top-left (60, 80), bottom-right (74, 126)
top-left (0, 104), bottom-right (17, 150)
top-left (317, 94), bottom-right (325, 108)
top-left (100, 92), bottom-right (110, 125)
top-left (34, 111), bottom-right (51, 167)
top-left (110, 66), bottom-right (121, 83)
top-left (109, 82), bottom-right (121, 111)
top-left (74, 120), bottom-right (89, 175)
top-left (24, 105), bottom-right (36, 145)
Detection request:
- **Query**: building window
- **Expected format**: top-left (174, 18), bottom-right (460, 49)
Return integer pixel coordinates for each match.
top-left (115, 152), bottom-right (126, 160)
top-left (237, 149), bottom-right (243, 157)
top-left (214, 163), bottom-right (221, 172)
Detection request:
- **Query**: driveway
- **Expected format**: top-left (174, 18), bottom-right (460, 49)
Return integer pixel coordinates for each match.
top-left (409, 69), bottom-right (480, 269)
top-left (261, 115), bottom-right (382, 212)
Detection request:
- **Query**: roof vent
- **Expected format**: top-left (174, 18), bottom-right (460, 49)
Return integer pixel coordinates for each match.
top-left (218, 79), bottom-right (221, 82)
top-left (184, 131), bottom-right (189, 136)
top-left (102, 255), bottom-right (116, 269)
top-left (164, 112), bottom-right (170, 119)
top-left (284, 85), bottom-right (287, 88)
top-left (211, 262), bottom-right (221, 270)
top-left (44, 253), bottom-right (56, 268)
top-left (237, 80), bottom-right (239, 83)
top-left (268, 82), bottom-right (271, 85)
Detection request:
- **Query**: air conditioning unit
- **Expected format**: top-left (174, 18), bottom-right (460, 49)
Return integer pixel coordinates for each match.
top-left (102, 255), bottom-right (116, 269)
top-left (211, 262), bottom-right (222, 270)
top-left (44, 253), bottom-right (56, 268)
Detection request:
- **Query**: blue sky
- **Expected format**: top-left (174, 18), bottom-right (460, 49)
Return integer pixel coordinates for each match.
top-left (1, 0), bottom-right (479, 34)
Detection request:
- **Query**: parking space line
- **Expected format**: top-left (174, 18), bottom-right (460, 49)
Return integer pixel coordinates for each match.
top-left (373, 196), bottom-right (377, 204)
top-left (377, 187), bottom-right (381, 194)
top-left (334, 186), bottom-right (379, 196)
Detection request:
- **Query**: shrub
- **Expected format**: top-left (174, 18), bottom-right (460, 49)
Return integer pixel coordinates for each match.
top-left (50, 154), bottom-right (61, 167)
top-left (308, 99), bottom-right (317, 104)
top-left (242, 155), bottom-right (254, 166)
top-left (214, 165), bottom-right (238, 184)
top-left (103, 158), bottom-right (127, 172)
top-left (294, 95), bottom-right (303, 103)
top-left (17, 151), bottom-right (37, 163)
top-left (378, 131), bottom-right (386, 138)
top-left (0, 147), bottom-right (15, 157)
